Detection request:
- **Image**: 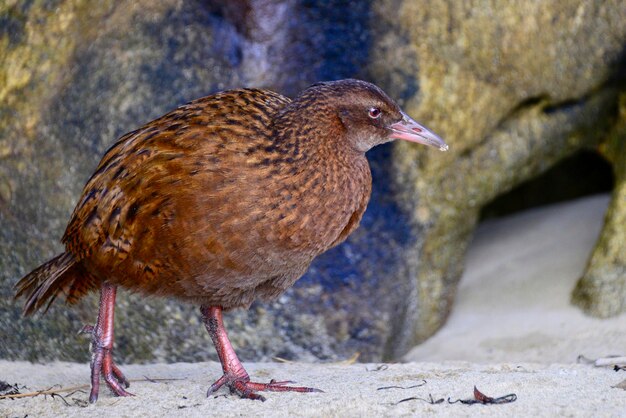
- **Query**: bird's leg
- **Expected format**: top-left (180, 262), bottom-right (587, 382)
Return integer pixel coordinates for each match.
top-left (200, 305), bottom-right (322, 401)
top-left (89, 282), bottom-right (132, 403)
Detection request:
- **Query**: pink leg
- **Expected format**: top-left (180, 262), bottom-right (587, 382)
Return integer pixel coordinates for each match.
top-left (89, 282), bottom-right (133, 403)
top-left (200, 305), bottom-right (322, 401)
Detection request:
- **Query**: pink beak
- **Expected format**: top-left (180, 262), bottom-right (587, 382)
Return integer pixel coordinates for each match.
top-left (388, 112), bottom-right (448, 151)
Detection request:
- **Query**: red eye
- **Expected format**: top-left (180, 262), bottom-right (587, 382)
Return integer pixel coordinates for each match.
top-left (368, 107), bottom-right (381, 119)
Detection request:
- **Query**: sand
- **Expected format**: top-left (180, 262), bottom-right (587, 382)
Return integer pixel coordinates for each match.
top-left (405, 194), bottom-right (626, 364)
top-left (2, 195), bottom-right (625, 417)
top-left (1, 360), bottom-right (625, 417)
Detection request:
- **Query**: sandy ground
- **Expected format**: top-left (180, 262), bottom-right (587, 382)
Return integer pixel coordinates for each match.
top-left (406, 194), bottom-right (626, 364)
top-left (2, 195), bottom-right (625, 417)
top-left (1, 360), bottom-right (625, 417)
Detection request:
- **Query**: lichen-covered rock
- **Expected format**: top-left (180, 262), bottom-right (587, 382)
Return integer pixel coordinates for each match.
top-left (1, 0), bottom-right (625, 364)
top-left (0, 0), bottom-right (249, 363)
top-left (368, 0), bottom-right (626, 357)
top-left (573, 94), bottom-right (626, 317)
top-left (0, 0), bottom-right (394, 363)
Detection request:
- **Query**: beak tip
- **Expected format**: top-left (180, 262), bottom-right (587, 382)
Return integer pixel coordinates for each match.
top-left (390, 113), bottom-right (448, 152)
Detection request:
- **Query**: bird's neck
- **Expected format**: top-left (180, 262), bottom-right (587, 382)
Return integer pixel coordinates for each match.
top-left (271, 106), bottom-right (364, 170)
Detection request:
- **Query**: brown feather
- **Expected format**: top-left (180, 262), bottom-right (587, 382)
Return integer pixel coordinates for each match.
top-left (14, 252), bottom-right (83, 315)
top-left (16, 80), bottom-right (413, 313)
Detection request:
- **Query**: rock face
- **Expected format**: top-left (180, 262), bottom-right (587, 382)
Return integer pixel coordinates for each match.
top-left (370, 0), bottom-right (626, 357)
top-left (1, 1), bottom-right (624, 363)
top-left (573, 95), bottom-right (626, 317)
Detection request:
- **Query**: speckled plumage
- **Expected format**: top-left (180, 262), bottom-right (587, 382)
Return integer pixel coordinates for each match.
top-left (15, 79), bottom-right (446, 402)
top-left (70, 86), bottom-right (372, 309)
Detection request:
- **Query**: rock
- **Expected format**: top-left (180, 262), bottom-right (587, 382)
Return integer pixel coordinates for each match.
top-left (572, 94), bottom-right (626, 317)
top-left (369, 0), bottom-right (626, 357)
top-left (0, 0), bottom-right (396, 364)
top-left (0, 0), bottom-right (248, 363)
top-left (1, 0), bottom-right (625, 364)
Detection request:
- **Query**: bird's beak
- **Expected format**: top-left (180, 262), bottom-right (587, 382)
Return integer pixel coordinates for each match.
top-left (388, 112), bottom-right (448, 151)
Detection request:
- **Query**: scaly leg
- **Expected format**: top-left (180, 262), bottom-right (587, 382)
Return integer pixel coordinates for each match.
top-left (88, 282), bottom-right (132, 403)
top-left (200, 305), bottom-right (322, 401)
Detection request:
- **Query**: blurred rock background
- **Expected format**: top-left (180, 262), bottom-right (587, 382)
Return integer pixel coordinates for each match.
top-left (0, 0), bottom-right (624, 363)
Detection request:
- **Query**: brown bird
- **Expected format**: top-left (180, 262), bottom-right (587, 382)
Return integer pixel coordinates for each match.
top-left (15, 79), bottom-right (447, 402)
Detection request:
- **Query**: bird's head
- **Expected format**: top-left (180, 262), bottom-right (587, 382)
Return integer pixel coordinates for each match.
top-left (294, 79), bottom-right (448, 154)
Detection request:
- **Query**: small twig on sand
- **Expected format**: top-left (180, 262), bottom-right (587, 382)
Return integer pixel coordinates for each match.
top-left (377, 380), bottom-right (427, 390)
top-left (0, 377), bottom-right (185, 401)
top-left (395, 394), bottom-right (444, 405)
top-left (0, 384), bottom-right (87, 400)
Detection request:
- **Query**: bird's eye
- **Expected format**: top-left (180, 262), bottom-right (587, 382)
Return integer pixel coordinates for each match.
top-left (368, 107), bottom-right (382, 119)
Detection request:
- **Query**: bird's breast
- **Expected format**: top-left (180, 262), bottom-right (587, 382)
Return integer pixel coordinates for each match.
top-left (264, 155), bottom-right (372, 256)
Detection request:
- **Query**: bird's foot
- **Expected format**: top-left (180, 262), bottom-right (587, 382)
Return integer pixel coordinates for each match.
top-left (89, 339), bottom-right (133, 402)
top-left (207, 373), bottom-right (322, 401)
top-left (87, 325), bottom-right (134, 403)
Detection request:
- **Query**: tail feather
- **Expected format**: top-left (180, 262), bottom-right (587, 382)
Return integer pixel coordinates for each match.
top-left (14, 252), bottom-right (97, 315)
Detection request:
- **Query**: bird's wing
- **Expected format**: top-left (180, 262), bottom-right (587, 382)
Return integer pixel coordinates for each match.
top-left (62, 88), bottom-right (292, 262)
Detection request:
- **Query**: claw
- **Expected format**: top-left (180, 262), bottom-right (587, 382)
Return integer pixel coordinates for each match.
top-left (201, 305), bottom-right (322, 401)
top-left (89, 344), bottom-right (134, 403)
top-left (111, 362), bottom-right (131, 388)
top-left (207, 373), bottom-right (321, 401)
top-left (207, 374), bottom-right (229, 396)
